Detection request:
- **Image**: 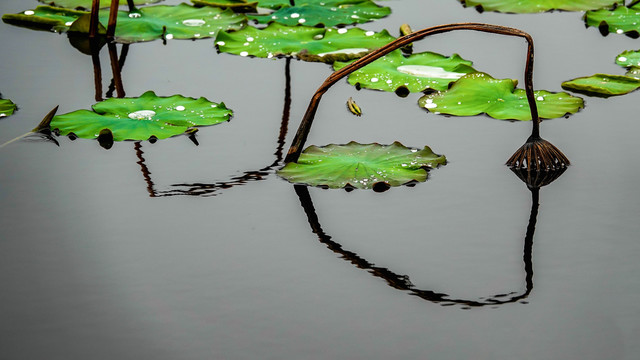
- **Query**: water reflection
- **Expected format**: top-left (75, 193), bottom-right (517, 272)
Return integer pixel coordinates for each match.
top-left (293, 168), bottom-right (566, 308)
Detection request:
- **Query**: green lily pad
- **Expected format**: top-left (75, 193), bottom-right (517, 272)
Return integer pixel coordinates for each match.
top-left (277, 141), bottom-right (446, 190)
top-left (248, 0), bottom-right (391, 27)
top-left (38, 0), bottom-right (162, 10)
top-left (584, 2), bottom-right (640, 37)
top-left (255, 0), bottom-right (296, 9)
top-left (419, 72), bottom-right (584, 120)
top-left (2, 6), bottom-right (88, 32)
top-left (216, 22), bottom-right (395, 63)
top-left (192, 0), bottom-right (258, 12)
top-left (0, 98), bottom-right (18, 118)
top-left (616, 49), bottom-right (640, 68)
top-left (50, 91), bottom-right (232, 141)
top-left (460, 0), bottom-right (623, 13)
top-left (333, 50), bottom-right (477, 93)
top-left (2, 4), bottom-right (246, 43)
top-left (561, 73), bottom-right (640, 97)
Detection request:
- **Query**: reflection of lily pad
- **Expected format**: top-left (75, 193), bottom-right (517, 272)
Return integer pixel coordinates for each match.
top-left (38, 0), bottom-right (162, 10)
top-left (584, 2), bottom-right (640, 37)
top-left (0, 98), bottom-right (18, 118)
top-left (2, 4), bottom-right (246, 43)
top-left (248, 0), bottom-right (391, 27)
top-left (277, 141), bottom-right (446, 190)
top-left (216, 22), bottom-right (395, 63)
top-left (191, 0), bottom-right (258, 12)
top-left (333, 50), bottom-right (476, 93)
top-left (50, 91), bottom-right (232, 141)
top-left (561, 74), bottom-right (640, 97)
top-left (419, 72), bottom-right (584, 120)
top-left (460, 0), bottom-right (622, 13)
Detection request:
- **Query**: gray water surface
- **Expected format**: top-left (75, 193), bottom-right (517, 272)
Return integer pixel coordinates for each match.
top-left (1, 0), bottom-right (639, 359)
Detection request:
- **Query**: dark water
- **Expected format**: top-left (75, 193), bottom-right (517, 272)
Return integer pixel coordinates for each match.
top-left (1, 0), bottom-right (639, 359)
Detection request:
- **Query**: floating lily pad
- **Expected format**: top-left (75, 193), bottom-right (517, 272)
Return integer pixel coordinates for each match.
top-left (333, 50), bottom-right (477, 94)
top-left (419, 72), bottom-right (584, 120)
top-left (216, 22), bottom-right (395, 63)
top-left (2, 6), bottom-right (87, 32)
top-left (460, 0), bottom-right (622, 13)
top-left (191, 0), bottom-right (258, 12)
top-left (248, 0), bottom-right (391, 27)
top-left (50, 91), bottom-right (232, 141)
top-left (584, 2), bottom-right (640, 37)
top-left (561, 74), bottom-right (640, 97)
top-left (616, 49), bottom-right (640, 68)
top-left (277, 142), bottom-right (446, 190)
top-left (2, 4), bottom-right (246, 43)
top-left (38, 0), bottom-right (162, 10)
top-left (0, 98), bottom-right (17, 118)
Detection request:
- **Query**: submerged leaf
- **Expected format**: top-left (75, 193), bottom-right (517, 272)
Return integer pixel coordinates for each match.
top-left (561, 73), bottom-right (640, 97)
top-left (333, 50), bottom-right (476, 93)
top-left (248, 0), bottom-right (391, 27)
top-left (584, 2), bottom-right (640, 37)
top-left (2, 4), bottom-right (246, 42)
top-left (0, 98), bottom-right (18, 118)
top-left (277, 142), bottom-right (446, 190)
top-left (50, 91), bottom-right (232, 141)
top-left (216, 23), bottom-right (395, 63)
top-left (419, 72), bottom-right (584, 120)
top-left (460, 0), bottom-right (622, 13)
top-left (38, 0), bottom-right (162, 10)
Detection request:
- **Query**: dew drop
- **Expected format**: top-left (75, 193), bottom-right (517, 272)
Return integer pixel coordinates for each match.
top-left (183, 19), bottom-right (206, 27)
top-left (129, 12), bottom-right (141, 18)
top-left (240, 51), bottom-right (249, 57)
top-left (619, 56), bottom-right (627, 62)
top-left (165, 34), bottom-right (174, 40)
top-left (371, 77), bottom-right (379, 82)
top-left (291, 13), bottom-right (300, 18)
top-left (128, 110), bottom-right (156, 120)
top-left (65, 21), bottom-right (73, 26)
top-left (217, 41), bottom-right (226, 46)
top-left (24, 10), bottom-right (35, 15)
top-left (246, 37), bottom-right (254, 42)
top-left (616, 29), bottom-right (624, 34)
top-left (313, 34), bottom-right (324, 40)
top-left (298, 18), bottom-right (306, 24)
top-left (365, 31), bottom-right (375, 36)
top-left (338, 28), bottom-right (348, 34)
top-left (175, 106), bottom-right (186, 111)
top-left (536, 96), bottom-right (544, 101)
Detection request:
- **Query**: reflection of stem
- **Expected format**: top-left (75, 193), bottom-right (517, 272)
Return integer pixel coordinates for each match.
top-left (107, 43), bottom-right (125, 98)
top-left (285, 23), bottom-right (538, 163)
top-left (106, 44), bottom-right (129, 98)
top-left (162, 58), bottom-right (293, 197)
top-left (91, 40), bottom-right (103, 101)
top-left (134, 142), bottom-right (157, 197)
top-left (293, 184), bottom-right (537, 308)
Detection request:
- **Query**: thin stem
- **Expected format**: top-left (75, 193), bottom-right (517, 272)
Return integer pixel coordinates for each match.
top-left (107, 43), bottom-right (125, 98)
top-left (285, 23), bottom-right (539, 163)
top-left (127, 0), bottom-right (138, 12)
top-left (107, 0), bottom-right (119, 39)
top-left (89, 0), bottom-right (100, 38)
top-left (91, 40), bottom-right (103, 101)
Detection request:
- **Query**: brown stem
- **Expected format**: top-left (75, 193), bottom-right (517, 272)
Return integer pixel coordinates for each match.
top-left (284, 23), bottom-right (539, 163)
top-left (89, 0), bottom-right (100, 38)
top-left (91, 40), bottom-right (103, 101)
top-left (107, 0), bottom-right (119, 39)
top-left (107, 43), bottom-right (125, 98)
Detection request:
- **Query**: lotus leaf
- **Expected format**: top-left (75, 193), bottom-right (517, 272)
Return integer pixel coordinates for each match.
top-left (248, 0), bottom-right (391, 27)
top-left (459, 0), bottom-right (623, 13)
top-left (191, 0), bottom-right (258, 13)
top-left (2, 4), bottom-right (246, 43)
top-left (216, 23), bottom-right (395, 63)
top-left (418, 72), bottom-right (584, 121)
top-left (50, 91), bottom-right (232, 141)
top-left (584, 2), bottom-right (640, 37)
top-left (616, 49), bottom-right (640, 68)
top-left (38, 0), bottom-right (162, 10)
top-left (333, 50), bottom-right (477, 93)
top-left (561, 74), bottom-right (640, 97)
top-left (254, 0), bottom-right (292, 9)
top-left (2, 6), bottom-right (87, 32)
top-left (0, 98), bottom-right (17, 118)
top-left (277, 142), bottom-right (446, 190)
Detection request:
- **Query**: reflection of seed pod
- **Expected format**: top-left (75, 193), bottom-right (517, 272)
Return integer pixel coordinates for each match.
top-left (347, 97), bottom-right (362, 117)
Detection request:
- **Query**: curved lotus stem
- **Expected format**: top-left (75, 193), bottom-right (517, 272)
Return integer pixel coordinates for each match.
top-left (284, 23), bottom-right (569, 170)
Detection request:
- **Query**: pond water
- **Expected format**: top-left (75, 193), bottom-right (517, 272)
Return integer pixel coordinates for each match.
top-left (1, 0), bottom-right (639, 359)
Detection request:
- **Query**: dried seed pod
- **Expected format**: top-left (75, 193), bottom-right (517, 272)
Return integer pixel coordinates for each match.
top-left (347, 97), bottom-right (362, 116)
